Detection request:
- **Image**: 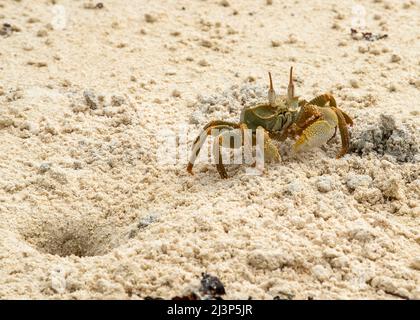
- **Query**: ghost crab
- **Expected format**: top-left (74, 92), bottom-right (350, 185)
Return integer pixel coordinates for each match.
top-left (187, 67), bottom-right (353, 179)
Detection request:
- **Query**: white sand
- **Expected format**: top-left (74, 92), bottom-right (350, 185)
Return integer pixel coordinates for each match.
top-left (0, 0), bottom-right (419, 299)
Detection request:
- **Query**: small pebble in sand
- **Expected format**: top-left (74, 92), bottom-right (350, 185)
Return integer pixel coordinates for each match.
top-left (316, 176), bottom-right (335, 193)
top-left (388, 83), bottom-right (398, 92)
top-left (39, 163), bottom-right (51, 174)
top-left (290, 216), bottom-right (306, 229)
top-left (198, 59), bottom-right (210, 67)
top-left (116, 43), bottom-right (127, 49)
top-left (22, 43), bottom-right (34, 51)
top-left (287, 181), bottom-right (303, 195)
top-left (335, 13), bottom-right (345, 20)
top-left (219, 0), bottom-right (230, 7)
top-left (50, 267), bottom-right (66, 294)
top-left (144, 14), bottom-right (157, 23)
top-left (73, 161), bottom-right (82, 170)
top-left (331, 22), bottom-right (340, 30)
top-left (349, 79), bottom-right (360, 88)
top-left (351, 31), bottom-right (363, 41)
top-left (199, 273), bottom-right (226, 297)
top-left (97, 95), bottom-right (105, 103)
top-left (285, 34), bottom-right (298, 44)
top-left (189, 111), bottom-right (204, 125)
top-left (36, 29), bottom-right (48, 37)
top-left (408, 79), bottom-right (420, 88)
top-left (383, 3), bottom-right (393, 10)
top-left (137, 214), bottom-right (158, 229)
top-left (172, 89), bottom-right (181, 98)
top-left (200, 39), bottom-right (212, 48)
top-left (111, 95), bottom-right (125, 106)
top-left (27, 61), bottom-right (48, 68)
top-left (83, 90), bottom-right (98, 109)
top-left (346, 174), bottom-right (372, 190)
top-left (271, 40), bottom-right (281, 47)
top-left (266, 0), bottom-right (273, 5)
top-left (410, 257), bottom-right (420, 270)
top-left (45, 23), bottom-right (54, 31)
top-left (358, 45), bottom-right (368, 53)
top-left (311, 265), bottom-right (330, 282)
top-left (84, 2), bottom-right (104, 9)
top-left (390, 54), bottom-right (401, 63)
top-left (165, 69), bottom-right (177, 76)
top-left (402, 2), bottom-right (413, 9)
top-left (0, 23), bottom-right (17, 37)
top-left (27, 17), bottom-right (40, 24)
top-left (0, 117), bottom-right (14, 129)
top-left (370, 48), bottom-right (381, 56)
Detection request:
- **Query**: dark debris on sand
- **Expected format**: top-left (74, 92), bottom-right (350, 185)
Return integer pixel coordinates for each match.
top-left (143, 273), bottom-right (226, 300)
top-left (351, 28), bottom-right (388, 41)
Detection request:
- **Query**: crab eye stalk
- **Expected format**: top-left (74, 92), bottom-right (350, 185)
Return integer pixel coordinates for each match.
top-left (268, 72), bottom-right (276, 107)
top-left (287, 66), bottom-right (295, 100)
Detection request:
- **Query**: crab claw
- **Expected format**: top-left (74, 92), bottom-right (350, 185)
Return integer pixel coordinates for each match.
top-left (293, 119), bottom-right (336, 154)
top-left (293, 105), bottom-right (352, 158)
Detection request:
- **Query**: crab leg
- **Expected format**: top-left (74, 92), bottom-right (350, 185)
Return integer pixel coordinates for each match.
top-left (309, 93), bottom-right (353, 127)
top-left (339, 108), bottom-right (354, 127)
top-left (202, 120), bottom-right (239, 131)
top-left (213, 134), bottom-right (229, 179)
top-left (331, 107), bottom-right (351, 158)
top-left (213, 125), bottom-right (280, 179)
top-left (187, 121), bottom-right (240, 175)
top-left (212, 125), bottom-right (249, 179)
top-left (308, 93), bottom-right (337, 108)
top-left (212, 123), bottom-right (253, 179)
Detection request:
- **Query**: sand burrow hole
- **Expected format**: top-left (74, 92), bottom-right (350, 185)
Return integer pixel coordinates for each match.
top-left (21, 214), bottom-right (126, 258)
